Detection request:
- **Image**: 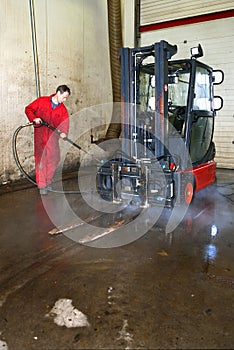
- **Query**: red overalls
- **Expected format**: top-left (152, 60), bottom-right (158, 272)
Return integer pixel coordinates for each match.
top-left (25, 95), bottom-right (69, 188)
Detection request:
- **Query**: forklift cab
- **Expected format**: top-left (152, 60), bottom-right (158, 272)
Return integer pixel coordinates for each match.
top-left (135, 50), bottom-right (223, 168)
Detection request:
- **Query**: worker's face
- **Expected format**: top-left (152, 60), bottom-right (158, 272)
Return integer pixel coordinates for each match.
top-left (57, 91), bottom-right (70, 104)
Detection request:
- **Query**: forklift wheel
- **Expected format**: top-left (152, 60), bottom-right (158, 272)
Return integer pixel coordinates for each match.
top-left (184, 181), bottom-right (194, 205)
top-left (97, 173), bottom-right (113, 201)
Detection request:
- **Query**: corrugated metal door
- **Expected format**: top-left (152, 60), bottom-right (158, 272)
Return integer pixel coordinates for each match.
top-left (139, 1), bottom-right (234, 169)
top-left (141, 0), bottom-right (234, 25)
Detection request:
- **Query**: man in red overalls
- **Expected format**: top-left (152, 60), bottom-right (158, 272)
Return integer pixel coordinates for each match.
top-left (25, 85), bottom-right (70, 195)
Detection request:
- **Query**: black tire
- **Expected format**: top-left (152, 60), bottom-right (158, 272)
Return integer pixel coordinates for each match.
top-left (96, 173), bottom-right (113, 201)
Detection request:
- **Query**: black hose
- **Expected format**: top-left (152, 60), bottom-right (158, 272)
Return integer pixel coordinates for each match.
top-left (12, 122), bottom-right (37, 185)
top-left (12, 122), bottom-right (93, 195)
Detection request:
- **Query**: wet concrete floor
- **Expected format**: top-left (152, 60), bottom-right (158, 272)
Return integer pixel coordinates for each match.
top-left (0, 168), bottom-right (233, 349)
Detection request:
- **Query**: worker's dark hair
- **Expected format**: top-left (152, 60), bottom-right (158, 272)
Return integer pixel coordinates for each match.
top-left (56, 85), bottom-right (71, 95)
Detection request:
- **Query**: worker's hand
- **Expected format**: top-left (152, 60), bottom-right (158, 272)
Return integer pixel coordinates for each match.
top-left (60, 132), bottom-right (67, 139)
top-left (33, 118), bottom-right (42, 125)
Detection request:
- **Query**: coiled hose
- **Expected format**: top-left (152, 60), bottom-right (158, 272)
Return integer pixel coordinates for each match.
top-left (12, 122), bottom-right (37, 185)
top-left (12, 122), bottom-right (89, 194)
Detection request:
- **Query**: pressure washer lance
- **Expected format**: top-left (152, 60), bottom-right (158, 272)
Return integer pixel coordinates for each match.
top-left (40, 119), bottom-right (83, 152)
top-left (40, 119), bottom-right (101, 162)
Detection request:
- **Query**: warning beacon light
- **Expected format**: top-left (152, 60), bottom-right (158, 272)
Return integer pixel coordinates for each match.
top-left (190, 44), bottom-right (203, 59)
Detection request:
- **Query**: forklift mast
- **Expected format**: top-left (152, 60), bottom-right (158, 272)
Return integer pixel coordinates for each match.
top-left (97, 40), bottom-right (224, 207)
top-left (121, 41), bottom-right (177, 159)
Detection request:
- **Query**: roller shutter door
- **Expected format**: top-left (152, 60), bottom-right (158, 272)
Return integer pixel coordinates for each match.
top-left (141, 0), bottom-right (234, 26)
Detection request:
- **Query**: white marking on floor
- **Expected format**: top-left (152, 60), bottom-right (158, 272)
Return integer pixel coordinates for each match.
top-left (117, 319), bottom-right (133, 349)
top-left (0, 332), bottom-right (8, 350)
top-left (0, 340), bottom-right (8, 350)
top-left (46, 298), bottom-right (90, 328)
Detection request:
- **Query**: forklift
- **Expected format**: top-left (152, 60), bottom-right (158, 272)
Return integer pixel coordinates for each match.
top-left (97, 40), bottom-right (224, 208)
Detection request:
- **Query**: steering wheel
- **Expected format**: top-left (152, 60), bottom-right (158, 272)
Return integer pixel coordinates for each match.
top-left (169, 105), bottom-right (186, 121)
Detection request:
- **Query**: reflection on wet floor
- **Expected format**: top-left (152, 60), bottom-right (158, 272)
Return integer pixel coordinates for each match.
top-left (0, 168), bottom-right (233, 349)
top-left (47, 175), bottom-right (234, 249)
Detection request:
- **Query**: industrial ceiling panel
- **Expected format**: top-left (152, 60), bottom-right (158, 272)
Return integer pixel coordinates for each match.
top-left (141, 0), bottom-right (234, 25)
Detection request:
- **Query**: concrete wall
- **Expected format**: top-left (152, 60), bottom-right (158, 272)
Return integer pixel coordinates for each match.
top-left (0, 0), bottom-right (112, 184)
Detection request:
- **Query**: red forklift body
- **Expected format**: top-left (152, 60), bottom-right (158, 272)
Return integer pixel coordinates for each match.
top-left (191, 160), bottom-right (216, 192)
